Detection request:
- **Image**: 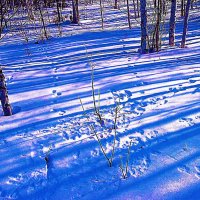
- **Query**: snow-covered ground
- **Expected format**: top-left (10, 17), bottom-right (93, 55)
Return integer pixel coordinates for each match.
top-left (0, 3), bottom-right (200, 200)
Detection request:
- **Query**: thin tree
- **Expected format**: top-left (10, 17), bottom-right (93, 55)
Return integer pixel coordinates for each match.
top-left (169, 0), bottom-right (177, 46)
top-left (114, 0), bottom-right (118, 9)
top-left (100, 0), bottom-right (104, 29)
top-left (132, 0), bottom-right (137, 18)
top-left (181, 0), bottom-right (191, 48)
top-left (155, 0), bottom-right (162, 52)
top-left (38, 3), bottom-right (48, 39)
top-left (56, 0), bottom-right (61, 23)
top-left (181, 0), bottom-right (185, 16)
top-left (127, 0), bottom-right (131, 29)
top-left (140, 0), bottom-right (148, 53)
top-left (137, 0), bottom-right (140, 17)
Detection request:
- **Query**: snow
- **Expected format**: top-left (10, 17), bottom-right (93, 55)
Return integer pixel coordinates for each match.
top-left (0, 3), bottom-right (200, 200)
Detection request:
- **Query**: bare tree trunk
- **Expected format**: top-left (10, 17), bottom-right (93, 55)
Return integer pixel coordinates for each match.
top-left (191, 0), bottom-right (194, 9)
top-left (154, 0), bottom-right (157, 8)
top-left (56, 0), bottom-right (61, 23)
top-left (39, 4), bottom-right (48, 39)
top-left (100, 0), bottom-right (104, 29)
top-left (0, 2), bottom-right (3, 38)
top-left (126, 0), bottom-right (131, 28)
top-left (0, 69), bottom-right (12, 116)
top-left (133, 0), bottom-right (137, 18)
top-left (162, 0), bottom-right (166, 15)
top-left (137, 0), bottom-right (140, 17)
top-left (181, 0), bottom-right (184, 16)
top-left (72, 0), bottom-right (79, 24)
top-left (56, 0), bottom-right (62, 35)
top-left (181, 0), bottom-right (191, 48)
top-left (169, 0), bottom-right (177, 46)
top-left (140, 0), bottom-right (148, 53)
top-left (114, 0), bottom-right (118, 9)
top-left (155, 0), bottom-right (161, 51)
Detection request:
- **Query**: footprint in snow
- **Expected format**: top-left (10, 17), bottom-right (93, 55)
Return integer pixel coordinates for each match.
top-left (193, 87), bottom-right (200, 93)
top-left (124, 90), bottom-right (132, 97)
top-left (179, 117), bottom-right (195, 126)
top-left (111, 90), bottom-right (132, 102)
top-left (57, 92), bottom-right (62, 96)
top-left (91, 149), bottom-right (100, 157)
top-left (145, 130), bottom-right (158, 140)
top-left (140, 90), bottom-right (145, 94)
top-left (195, 115), bottom-right (200, 119)
top-left (169, 87), bottom-right (179, 93)
top-left (53, 67), bottom-right (58, 73)
top-left (134, 106), bottom-right (145, 116)
top-left (169, 86), bottom-right (186, 93)
top-left (161, 99), bottom-right (168, 105)
top-left (52, 90), bottom-right (62, 97)
top-left (189, 79), bottom-right (196, 83)
top-left (52, 90), bottom-right (57, 94)
top-left (177, 165), bottom-right (191, 174)
top-left (60, 131), bottom-right (70, 140)
top-left (58, 110), bottom-right (66, 116)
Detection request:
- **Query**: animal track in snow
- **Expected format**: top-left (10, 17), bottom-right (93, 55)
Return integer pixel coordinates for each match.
top-left (193, 87), bottom-right (200, 93)
top-left (177, 165), bottom-right (191, 174)
top-left (179, 117), bottom-right (195, 127)
top-left (52, 90), bottom-right (62, 97)
top-left (58, 110), bottom-right (66, 116)
top-left (57, 92), bottom-right (62, 96)
top-left (91, 149), bottom-right (100, 157)
top-left (189, 79), bottom-right (197, 83)
top-left (111, 89), bottom-right (132, 102)
top-left (169, 86), bottom-right (186, 93)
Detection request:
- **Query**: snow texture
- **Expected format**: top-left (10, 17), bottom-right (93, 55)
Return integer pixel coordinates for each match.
top-left (0, 3), bottom-right (200, 200)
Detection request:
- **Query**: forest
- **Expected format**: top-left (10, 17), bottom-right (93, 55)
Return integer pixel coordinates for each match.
top-left (0, 0), bottom-right (200, 199)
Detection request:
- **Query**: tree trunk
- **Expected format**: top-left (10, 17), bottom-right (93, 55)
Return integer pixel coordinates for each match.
top-left (0, 69), bottom-right (12, 116)
top-left (114, 0), bottom-right (118, 9)
top-left (0, 6), bottom-right (3, 39)
top-left (169, 0), bottom-right (177, 46)
top-left (154, 0), bottom-right (157, 8)
top-left (56, 0), bottom-right (61, 23)
top-left (72, 0), bottom-right (79, 24)
top-left (191, 0), bottom-right (194, 9)
top-left (39, 4), bottom-right (48, 39)
top-left (140, 0), bottom-right (148, 53)
top-left (137, 0), bottom-right (140, 17)
top-left (181, 0), bottom-right (184, 16)
top-left (100, 0), bottom-right (104, 29)
top-left (126, 0), bottom-right (131, 28)
top-left (181, 0), bottom-right (191, 48)
top-left (155, 0), bottom-right (161, 51)
top-left (133, 0), bottom-right (137, 18)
